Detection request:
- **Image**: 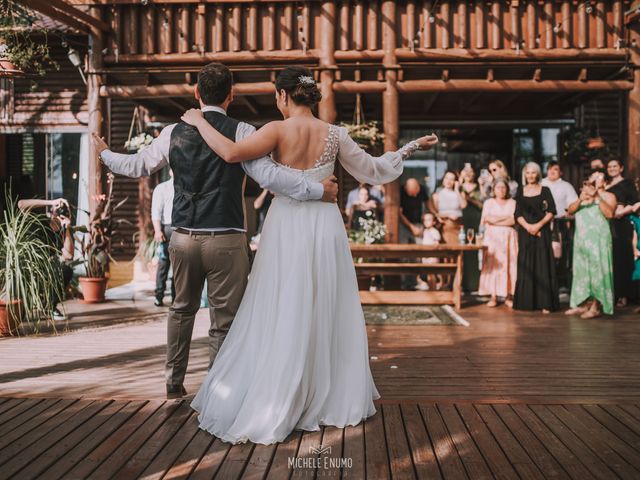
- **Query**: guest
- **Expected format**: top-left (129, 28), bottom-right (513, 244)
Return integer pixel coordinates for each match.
top-left (400, 178), bottom-right (428, 290)
top-left (590, 158), bottom-right (605, 171)
top-left (459, 163), bottom-right (482, 292)
top-left (418, 212), bottom-right (443, 291)
top-left (253, 188), bottom-right (274, 234)
top-left (431, 170), bottom-right (467, 244)
top-left (151, 171), bottom-right (175, 307)
top-left (605, 159), bottom-right (639, 307)
top-left (348, 186), bottom-right (379, 230)
top-left (631, 203), bottom-right (640, 314)
top-left (513, 162), bottom-right (559, 313)
top-left (565, 170), bottom-right (616, 318)
top-left (400, 178), bottom-right (428, 241)
top-left (478, 178), bottom-right (518, 308)
top-left (480, 160), bottom-right (519, 200)
top-left (17, 197), bottom-right (74, 321)
top-left (541, 161), bottom-right (578, 290)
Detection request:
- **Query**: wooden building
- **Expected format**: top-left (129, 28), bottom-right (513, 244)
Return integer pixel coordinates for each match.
top-left (1, 0), bottom-right (640, 259)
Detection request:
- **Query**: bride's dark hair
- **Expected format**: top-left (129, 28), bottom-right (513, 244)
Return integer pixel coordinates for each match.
top-left (275, 66), bottom-right (322, 107)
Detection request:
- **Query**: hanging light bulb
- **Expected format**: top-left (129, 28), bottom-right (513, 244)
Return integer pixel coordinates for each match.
top-left (584, 1), bottom-right (593, 14)
top-left (428, 15), bottom-right (435, 24)
top-left (553, 23), bottom-right (562, 34)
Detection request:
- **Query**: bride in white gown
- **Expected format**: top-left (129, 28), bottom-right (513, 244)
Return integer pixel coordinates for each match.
top-left (181, 66), bottom-right (438, 445)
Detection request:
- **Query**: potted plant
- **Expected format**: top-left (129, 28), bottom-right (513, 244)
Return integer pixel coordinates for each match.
top-left (0, 197), bottom-right (64, 335)
top-left (77, 173), bottom-right (128, 303)
top-left (0, 2), bottom-right (58, 79)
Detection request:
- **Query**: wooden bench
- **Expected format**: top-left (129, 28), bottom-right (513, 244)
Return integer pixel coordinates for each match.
top-left (350, 243), bottom-right (486, 310)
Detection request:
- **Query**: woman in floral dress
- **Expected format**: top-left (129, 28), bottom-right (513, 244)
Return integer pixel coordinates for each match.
top-left (565, 170), bottom-right (616, 318)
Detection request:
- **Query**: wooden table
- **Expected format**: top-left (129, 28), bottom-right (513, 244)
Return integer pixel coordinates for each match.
top-left (350, 243), bottom-right (486, 310)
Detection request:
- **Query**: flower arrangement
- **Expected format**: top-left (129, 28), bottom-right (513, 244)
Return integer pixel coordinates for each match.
top-left (340, 121), bottom-right (385, 149)
top-left (562, 127), bottom-right (609, 163)
top-left (349, 216), bottom-right (387, 245)
top-left (125, 133), bottom-right (154, 153)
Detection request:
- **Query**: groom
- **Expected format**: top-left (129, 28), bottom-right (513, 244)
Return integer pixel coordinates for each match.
top-left (93, 62), bottom-right (338, 399)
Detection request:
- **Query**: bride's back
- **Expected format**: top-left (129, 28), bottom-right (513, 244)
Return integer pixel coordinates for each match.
top-left (272, 117), bottom-right (333, 170)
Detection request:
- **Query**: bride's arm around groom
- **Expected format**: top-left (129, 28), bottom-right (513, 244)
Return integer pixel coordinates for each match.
top-left (91, 120), bottom-right (337, 203)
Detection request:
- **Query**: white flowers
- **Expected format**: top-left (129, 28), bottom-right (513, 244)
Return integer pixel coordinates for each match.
top-left (340, 121), bottom-right (385, 148)
top-left (125, 133), bottom-right (154, 153)
top-left (349, 218), bottom-right (387, 245)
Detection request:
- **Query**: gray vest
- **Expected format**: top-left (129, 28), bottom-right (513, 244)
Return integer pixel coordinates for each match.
top-left (169, 111), bottom-right (245, 229)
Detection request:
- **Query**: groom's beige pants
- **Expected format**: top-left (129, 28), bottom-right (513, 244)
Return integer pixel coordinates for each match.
top-left (165, 230), bottom-right (250, 387)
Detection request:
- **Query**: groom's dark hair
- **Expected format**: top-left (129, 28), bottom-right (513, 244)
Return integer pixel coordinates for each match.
top-left (197, 63), bottom-right (233, 106)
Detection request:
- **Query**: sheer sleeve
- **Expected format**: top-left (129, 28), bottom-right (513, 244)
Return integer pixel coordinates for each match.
top-left (336, 126), bottom-right (417, 185)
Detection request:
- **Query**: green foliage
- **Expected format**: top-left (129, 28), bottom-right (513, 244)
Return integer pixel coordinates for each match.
top-left (562, 127), bottom-right (610, 163)
top-left (0, 194), bottom-right (64, 332)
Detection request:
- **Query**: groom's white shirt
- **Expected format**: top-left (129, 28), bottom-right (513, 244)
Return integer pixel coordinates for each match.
top-left (101, 105), bottom-right (324, 232)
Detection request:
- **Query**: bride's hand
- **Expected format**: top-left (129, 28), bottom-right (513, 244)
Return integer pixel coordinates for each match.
top-left (417, 133), bottom-right (439, 151)
top-left (181, 109), bottom-right (205, 126)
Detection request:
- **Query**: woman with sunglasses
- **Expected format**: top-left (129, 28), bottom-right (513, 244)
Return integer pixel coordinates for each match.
top-left (480, 160), bottom-right (519, 201)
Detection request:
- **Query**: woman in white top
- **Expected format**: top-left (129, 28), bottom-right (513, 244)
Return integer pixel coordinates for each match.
top-left (180, 66), bottom-right (438, 445)
top-left (431, 170), bottom-right (467, 244)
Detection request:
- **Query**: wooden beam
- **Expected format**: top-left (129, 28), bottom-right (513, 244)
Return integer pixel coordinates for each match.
top-left (382, 0), bottom-right (399, 244)
top-left (31, 0), bottom-right (110, 32)
top-left (20, 0), bottom-right (90, 33)
top-left (318, 1), bottom-right (336, 123)
top-left (87, 6), bottom-right (105, 217)
top-left (104, 48), bottom-right (627, 66)
top-left (627, 22), bottom-right (640, 180)
top-left (396, 79), bottom-right (632, 92)
top-left (101, 78), bottom-right (634, 99)
top-left (237, 96), bottom-right (260, 115)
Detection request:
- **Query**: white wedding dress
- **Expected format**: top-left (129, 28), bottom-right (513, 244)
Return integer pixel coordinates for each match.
top-left (191, 124), bottom-right (419, 445)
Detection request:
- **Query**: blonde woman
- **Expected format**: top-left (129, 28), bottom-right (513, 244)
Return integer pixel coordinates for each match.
top-left (513, 162), bottom-right (559, 313)
top-left (431, 170), bottom-right (467, 244)
top-left (480, 160), bottom-right (519, 200)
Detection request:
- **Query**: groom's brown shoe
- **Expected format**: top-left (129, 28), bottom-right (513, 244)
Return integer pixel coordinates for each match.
top-left (166, 384), bottom-right (187, 399)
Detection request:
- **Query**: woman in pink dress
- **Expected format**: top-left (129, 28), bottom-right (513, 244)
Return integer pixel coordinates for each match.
top-left (478, 178), bottom-right (518, 307)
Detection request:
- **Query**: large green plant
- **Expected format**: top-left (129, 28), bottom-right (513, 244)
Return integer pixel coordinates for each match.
top-left (0, 197), bottom-right (64, 332)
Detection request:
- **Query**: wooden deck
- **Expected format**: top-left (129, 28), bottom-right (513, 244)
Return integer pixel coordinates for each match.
top-left (1, 302), bottom-right (639, 478)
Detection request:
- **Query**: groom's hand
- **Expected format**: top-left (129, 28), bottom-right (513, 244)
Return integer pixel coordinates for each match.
top-left (91, 133), bottom-right (109, 159)
top-left (321, 175), bottom-right (339, 203)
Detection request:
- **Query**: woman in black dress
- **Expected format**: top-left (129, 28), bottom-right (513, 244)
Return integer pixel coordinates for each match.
top-left (605, 159), bottom-right (639, 307)
top-left (513, 162), bottom-right (559, 313)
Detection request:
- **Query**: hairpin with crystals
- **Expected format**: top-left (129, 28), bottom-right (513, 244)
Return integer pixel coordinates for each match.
top-left (298, 75), bottom-right (315, 86)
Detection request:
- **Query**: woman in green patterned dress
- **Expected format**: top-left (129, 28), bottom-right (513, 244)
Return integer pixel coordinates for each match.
top-left (565, 170), bottom-right (616, 318)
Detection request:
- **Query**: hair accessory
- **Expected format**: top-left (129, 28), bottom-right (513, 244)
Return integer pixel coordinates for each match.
top-left (298, 75), bottom-right (315, 85)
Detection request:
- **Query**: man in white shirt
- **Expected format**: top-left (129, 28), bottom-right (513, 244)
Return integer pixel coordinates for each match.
top-left (92, 62), bottom-right (338, 399)
top-left (541, 161), bottom-right (578, 290)
top-left (151, 170), bottom-right (175, 307)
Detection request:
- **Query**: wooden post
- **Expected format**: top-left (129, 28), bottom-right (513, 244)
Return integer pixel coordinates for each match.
top-left (340, 1), bottom-right (349, 50)
top-left (354, 0), bottom-right (364, 50)
top-left (628, 22), bottom-right (640, 180)
top-left (88, 5), bottom-right (105, 215)
top-left (368, 0), bottom-right (378, 49)
top-left (382, 0), bottom-right (399, 243)
top-left (318, 1), bottom-right (336, 123)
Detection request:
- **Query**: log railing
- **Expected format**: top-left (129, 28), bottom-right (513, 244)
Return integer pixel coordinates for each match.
top-left (100, 0), bottom-right (631, 64)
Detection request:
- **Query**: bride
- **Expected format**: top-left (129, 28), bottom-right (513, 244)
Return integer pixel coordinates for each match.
top-left (181, 66), bottom-right (438, 445)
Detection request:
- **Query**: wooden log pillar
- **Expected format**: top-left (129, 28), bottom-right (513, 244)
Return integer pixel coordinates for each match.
top-left (382, 0), bottom-right (399, 243)
top-left (318, 1), bottom-right (336, 123)
top-left (88, 5), bottom-right (105, 215)
top-left (628, 22), bottom-right (640, 180)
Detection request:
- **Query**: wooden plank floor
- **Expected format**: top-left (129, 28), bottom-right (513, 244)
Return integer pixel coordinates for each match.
top-left (1, 301), bottom-right (640, 478)
top-left (1, 398), bottom-right (640, 479)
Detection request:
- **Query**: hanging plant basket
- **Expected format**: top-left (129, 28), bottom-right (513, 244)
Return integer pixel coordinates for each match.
top-left (0, 56), bottom-right (24, 78)
top-left (587, 137), bottom-right (605, 150)
top-left (340, 93), bottom-right (384, 151)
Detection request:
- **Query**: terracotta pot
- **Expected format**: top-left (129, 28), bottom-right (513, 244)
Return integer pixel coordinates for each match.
top-left (79, 277), bottom-right (108, 303)
top-left (0, 58), bottom-right (24, 78)
top-left (0, 300), bottom-right (23, 336)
